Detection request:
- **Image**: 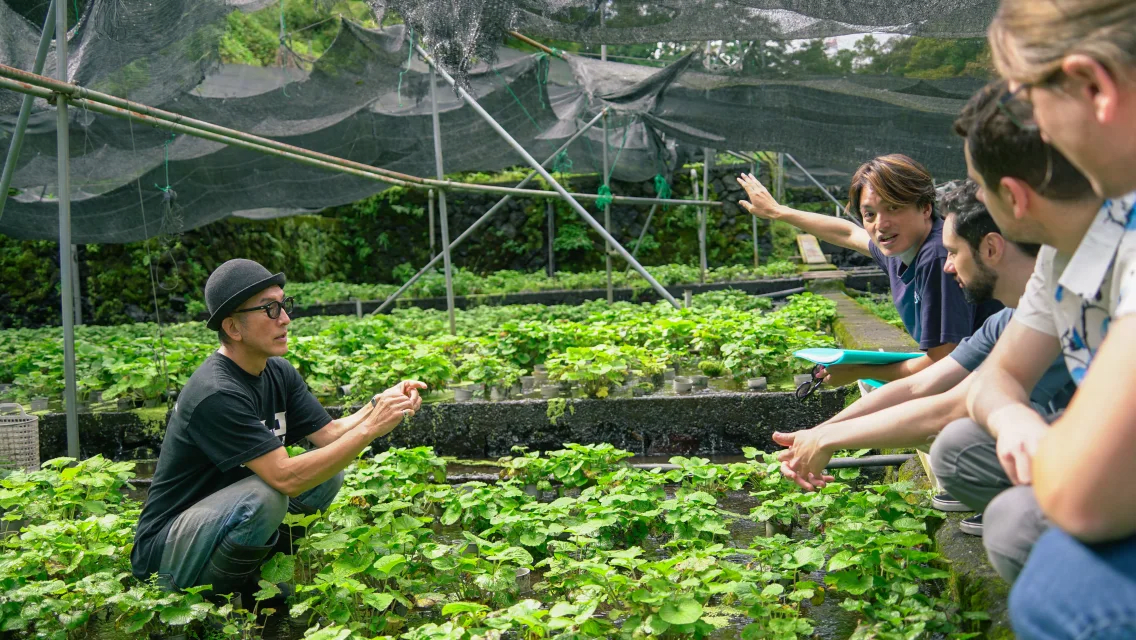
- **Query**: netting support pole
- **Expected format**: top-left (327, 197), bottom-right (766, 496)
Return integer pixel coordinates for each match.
top-left (546, 200), bottom-right (556, 277)
top-left (0, 0), bottom-right (56, 224)
top-left (429, 67), bottom-right (456, 335)
top-left (700, 149), bottom-right (711, 283)
top-left (600, 13), bottom-right (614, 303)
top-left (602, 113), bottom-right (613, 303)
top-left (71, 244), bottom-right (81, 325)
top-left (370, 109), bottom-right (607, 316)
top-left (415, 45), bottom-right (679, 309)
top-left (624, 203), bottom-right (658, 275)
top-left (776, 152), bottom-right (785, 202)
top-left (53, 0), bottom-right (79, 457)
top-left (751, 160), bottom-right (759, 268)
top-left (784, 153), bottom-right (858, 225)
top-left (427, 189), bottom-right (436, 260)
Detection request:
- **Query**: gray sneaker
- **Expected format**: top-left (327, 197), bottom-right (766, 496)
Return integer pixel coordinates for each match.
top-left (932, 492), bottom-right (974, 512)
top-left (959, 513), bottom-right (983, 537)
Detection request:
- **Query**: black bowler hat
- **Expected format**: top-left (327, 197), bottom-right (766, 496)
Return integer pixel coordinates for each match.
top-left (204, 259), bottom-right (286, 330)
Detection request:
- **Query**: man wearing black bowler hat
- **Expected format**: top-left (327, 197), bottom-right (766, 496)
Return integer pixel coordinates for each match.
top-left (130, 258), bottom-right (425, 605)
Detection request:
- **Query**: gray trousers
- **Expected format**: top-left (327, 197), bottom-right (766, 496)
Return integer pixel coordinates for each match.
top-left (158, 471), bottom-right (343, 592)
top-left (929, 418), bottom-right (1049, 583)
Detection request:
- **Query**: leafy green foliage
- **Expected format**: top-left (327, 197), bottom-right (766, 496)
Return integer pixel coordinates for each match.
top-left (0, 446), bottom-right (987, 639)
top-left (851, 291), bottom-right (905, 330)
top-left (0, 292), bottom-right (837, 405)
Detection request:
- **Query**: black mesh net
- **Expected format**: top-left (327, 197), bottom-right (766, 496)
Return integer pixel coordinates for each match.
top-left (1, 0), bottom-right (996, 243)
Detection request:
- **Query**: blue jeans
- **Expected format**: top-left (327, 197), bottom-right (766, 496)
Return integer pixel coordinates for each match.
top-left (1011, 528), bottom-right (1136, 639)
top-left (157, 472), bottom-right (343, 591)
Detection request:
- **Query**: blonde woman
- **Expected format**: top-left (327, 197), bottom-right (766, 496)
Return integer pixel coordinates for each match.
top-left (982, 1), bottom-right (1136, 636)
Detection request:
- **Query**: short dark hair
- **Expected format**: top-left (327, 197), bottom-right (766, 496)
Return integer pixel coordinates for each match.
top-left (941, 179), bottom-right (1041, 257)
top-left (953, 81), bottom-right (1093, 201)
top-left (847, 154), bottom-right (938, 221)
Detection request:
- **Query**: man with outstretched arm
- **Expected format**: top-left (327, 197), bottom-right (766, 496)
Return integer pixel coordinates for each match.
top-left (738, 155), bottom-right (1002, 385)
top-left (775, 182), bottom-right (1074, 510)
top-left (130, 258), bottom-right (426, 608)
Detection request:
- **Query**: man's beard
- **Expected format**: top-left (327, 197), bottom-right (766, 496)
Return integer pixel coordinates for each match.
top-left (961, 259), bottom-right (998, 305)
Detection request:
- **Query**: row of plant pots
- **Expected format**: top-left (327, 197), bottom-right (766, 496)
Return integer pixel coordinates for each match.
top-left (0, 385), bottom-right (168, 413)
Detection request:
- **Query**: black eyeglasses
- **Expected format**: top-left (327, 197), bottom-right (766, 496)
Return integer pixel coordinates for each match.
top-left (233, 296), bottom-right (294, 320)
top-left (996, 83), bottom-right (1039, 132)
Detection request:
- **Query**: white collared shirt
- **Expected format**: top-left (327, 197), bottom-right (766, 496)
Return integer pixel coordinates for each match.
top-left (1014, 192), bottom-right (1136, 385)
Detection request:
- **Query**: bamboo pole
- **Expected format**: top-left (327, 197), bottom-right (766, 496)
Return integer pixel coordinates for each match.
top-left (0, 63), bottom-right (723, 209)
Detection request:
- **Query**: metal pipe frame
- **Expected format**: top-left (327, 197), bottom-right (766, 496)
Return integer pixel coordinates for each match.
top-left (783, 153), bottom-right (858, 224)
top-left (370, 109), bottom-right (608, 315)
top-left (414, 44), bottom-right (680, 309)
top-left (429, 67), bottom-right (456, 335)
top-left (751, 160), bottom-right (759, 268)
top-left (427, 188), bottom-right (435, 259)
top-left (53, 0), bottom-right (79, 458)
top-left (0, 64), bottom-right (722, 209)
top-left (546, 200), bottom-right (555, 277)
top-left (624, 203), bottom-right (658, 274)
top-left (776, 152), bottom-right (785, 202)
top-left (699, 148), bottom-right (710, 283)
top-left (602, 113), bottom-right (612, 303)
top-left (0, 0), bottom-right (56, 223)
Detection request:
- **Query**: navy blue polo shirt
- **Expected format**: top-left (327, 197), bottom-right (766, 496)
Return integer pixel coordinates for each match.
top-left (949, 308), bottom-right (1076, 414)
top-left (869, 218), bottom-right (1003, 350)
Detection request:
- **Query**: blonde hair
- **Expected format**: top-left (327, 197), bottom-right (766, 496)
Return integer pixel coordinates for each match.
top-left (989, 0), bottom-right (1136, 84)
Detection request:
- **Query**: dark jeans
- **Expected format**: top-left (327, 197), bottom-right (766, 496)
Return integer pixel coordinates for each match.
top-left (1011, 529), bottom-right (1136, 639)
top-left (157, 472), bottom-right (342, 592)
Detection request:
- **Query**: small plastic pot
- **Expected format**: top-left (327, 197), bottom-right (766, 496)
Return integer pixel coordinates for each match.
top-left (747, 377), bottom-right (768, 391)
top-left (794, 373), bottom-right (815, 387)
top-left (520, 376), bottom-right (536, 392)
top-left (673, 377), bottom-right (693, 394)
top-left (692, 374), bottom-right (709, 387)
top-left (515, 567), bottom-right (532, 594)
top-left (30, 397), bottom-right (49, 412)
top-left (453, 386), bottom-right (474, 402)
top-left (540, 386), bottom-right (560, 399)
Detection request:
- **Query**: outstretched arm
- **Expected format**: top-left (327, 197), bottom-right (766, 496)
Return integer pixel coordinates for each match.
top-left (737, 173), bottom-right (872, 256)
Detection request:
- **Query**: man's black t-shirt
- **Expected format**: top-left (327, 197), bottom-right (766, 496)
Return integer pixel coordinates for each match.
top-left (130, 352), bottom-right (332, 579)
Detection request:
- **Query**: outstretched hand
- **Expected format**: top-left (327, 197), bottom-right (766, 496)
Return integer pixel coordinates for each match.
top-left (772, 430), bottom-right (836, 492)
top-left (736, 173), bottom-right (783, 220)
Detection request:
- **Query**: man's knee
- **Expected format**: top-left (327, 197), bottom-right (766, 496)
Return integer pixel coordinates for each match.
top-left (292, 471), bottom-right (344, 514)
top-left (984, 486), bottom-right (1047, 583)
top-left (243, 474), bottom-right (290, 525)
top-left (930, 417), bottom-right (987, 480)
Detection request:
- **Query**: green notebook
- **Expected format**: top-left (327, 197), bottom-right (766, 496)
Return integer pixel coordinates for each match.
top-left (793, 348), bottom-right (923, 366)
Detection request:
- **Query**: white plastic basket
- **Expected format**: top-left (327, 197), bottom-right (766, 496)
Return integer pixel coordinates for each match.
top-left (0, 404), bottom-right (40, 472)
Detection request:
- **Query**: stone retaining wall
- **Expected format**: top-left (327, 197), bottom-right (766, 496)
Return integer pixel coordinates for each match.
top-left (35, 388), bottom-right (847, 462)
